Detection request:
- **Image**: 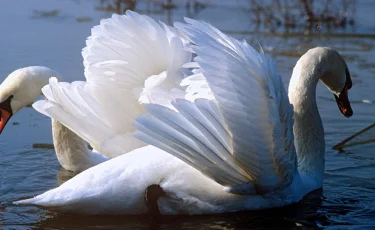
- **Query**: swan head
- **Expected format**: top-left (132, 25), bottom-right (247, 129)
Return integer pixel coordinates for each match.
top-left (0, 66), bottom-right (60, 133)
top-left (315, 47), bottom-right (352, 117)
top-left (295, 47), bottom-right (353, 118)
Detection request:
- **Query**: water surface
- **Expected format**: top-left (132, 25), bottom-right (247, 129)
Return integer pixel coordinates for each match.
top-left (1, 0), bottom-right (375, 229)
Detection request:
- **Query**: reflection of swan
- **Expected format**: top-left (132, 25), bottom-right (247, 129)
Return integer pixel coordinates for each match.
top-left (0, 67), bottom-right (108, 172)
top-left (56, 168), bottom-right (78, 185)
top-left (15, 11), bottom-right (352, 215)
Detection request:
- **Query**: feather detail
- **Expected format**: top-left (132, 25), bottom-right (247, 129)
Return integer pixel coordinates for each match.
top-left (33, 11), bottom-right (191, 158)
top-left (135, 18), bottom-right (297, 194)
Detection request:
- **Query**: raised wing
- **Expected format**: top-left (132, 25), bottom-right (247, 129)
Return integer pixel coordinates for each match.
top-left (134, 18), bottom-right (297, 194)
top-left (33, 11), bottom-right (191, 158)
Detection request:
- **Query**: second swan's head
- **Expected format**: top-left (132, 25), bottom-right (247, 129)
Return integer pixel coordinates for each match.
top-left (292, 47), bottom-right (353, 118)
top-left (0, 66), bottom-right (60, 133)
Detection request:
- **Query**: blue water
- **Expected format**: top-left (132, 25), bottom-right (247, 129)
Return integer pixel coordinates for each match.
top-left (1, 0), bottom-right (375, 229)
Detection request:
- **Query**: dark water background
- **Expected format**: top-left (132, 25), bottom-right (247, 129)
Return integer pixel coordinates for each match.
top-left (1, 0), bottom-right (375, 229)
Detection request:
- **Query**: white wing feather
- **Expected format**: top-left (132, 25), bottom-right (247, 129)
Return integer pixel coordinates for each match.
top-left (134, 18), bottom-right (297, 194)
top-left (33, 11), bottom-right (191, 158)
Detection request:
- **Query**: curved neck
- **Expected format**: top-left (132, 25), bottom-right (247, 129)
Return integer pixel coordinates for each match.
top-left (288, 60), bottom-right (325, 183)
top-left (52, 119), bottom-right (95, 172)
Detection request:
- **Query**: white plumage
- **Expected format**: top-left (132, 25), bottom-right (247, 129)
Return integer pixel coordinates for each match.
top-left (135, 18), bottom-right (297, 194)
top-left (13, 11), bottom-right (352, 215)
top-left (33, 11), bottom-right (191, 158)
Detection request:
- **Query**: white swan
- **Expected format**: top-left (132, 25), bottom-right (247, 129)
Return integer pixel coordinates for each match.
top-left (14, 11), bottom-right (353, 215)
top-left (0, 66), bottom-right (108, 172)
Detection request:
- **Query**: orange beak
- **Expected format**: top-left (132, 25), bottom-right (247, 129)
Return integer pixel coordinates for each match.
top-left (0, 96), bottom-right (13, 134)
top-left (0, 109), bottom-right (12, 134)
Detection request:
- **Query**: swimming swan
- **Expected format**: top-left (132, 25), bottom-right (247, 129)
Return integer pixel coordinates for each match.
top-left (14, 11), bottom-right (352, 215)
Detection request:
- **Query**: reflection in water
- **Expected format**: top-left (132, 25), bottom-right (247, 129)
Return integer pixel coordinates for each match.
top-left (96, 0), bottom-right (206, 24)
top-left (56, 168), bottom-right (78, 185)
top-left (96, 0), bottom-right (356, 33)
top-left (248, 0), bottom-right (355, 32)
top-left (32, 9), bottom-right (60, 18)
top-left (96, 0), bottom-right (138, 13)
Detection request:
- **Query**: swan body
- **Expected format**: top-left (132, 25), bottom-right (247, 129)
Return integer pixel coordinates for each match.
top-left (14, 11), bottom-right (353, 215)
top-left (14, 145), bottom-right (306, 215)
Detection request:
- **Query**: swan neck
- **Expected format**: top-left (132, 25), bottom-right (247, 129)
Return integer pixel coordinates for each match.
top-left (52, 119), bottom-right (92, 172)
top-left (288, 60), bottom-right (325, 182)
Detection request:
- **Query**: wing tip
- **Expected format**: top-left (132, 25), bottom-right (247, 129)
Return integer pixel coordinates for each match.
top-left (13, 197), bottom-right (39, 206)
